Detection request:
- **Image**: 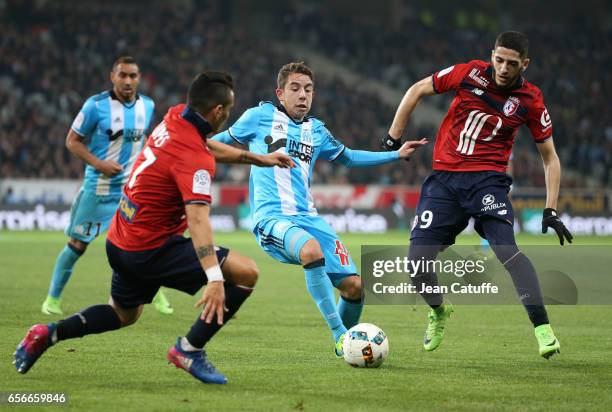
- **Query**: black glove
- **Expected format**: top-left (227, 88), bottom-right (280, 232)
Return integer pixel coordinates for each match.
top-left (542, 208), bottom-right (573, 245)
top-left (381, 135), bottom-right (401, 151)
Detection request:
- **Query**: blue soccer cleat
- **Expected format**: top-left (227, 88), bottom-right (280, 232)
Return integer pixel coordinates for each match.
top-left (167, 337), bottom-right (227, 384)
top-left (14, 324), bottom-right (55, 374)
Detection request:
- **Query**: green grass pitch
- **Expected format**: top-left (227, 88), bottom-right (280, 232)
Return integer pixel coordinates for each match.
top-left (1, 230), bottom-right (611, 411)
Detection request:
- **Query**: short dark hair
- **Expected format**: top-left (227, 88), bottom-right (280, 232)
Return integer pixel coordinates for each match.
top-left (494, 31), bottom-right (529, 58)
top-left (277, 62), bottom-right (314, 89)
top-left (112, 55), bottom-right (138, 71)
top-left (187, 70), bottom-right (234, 114)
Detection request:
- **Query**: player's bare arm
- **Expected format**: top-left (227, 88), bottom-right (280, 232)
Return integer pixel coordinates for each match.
top-left (186, 203), bottom-right (227, 325)
top-left (207, 139), bottom-right (296, 168)
top-left (384, 76), bottom-right (436, 148)
top-left (536, 138), bottom-right (561, 210)
top-left (537, 138), bottom-right (573, 245)
top-left (65, 129), bottom-right (122, 177)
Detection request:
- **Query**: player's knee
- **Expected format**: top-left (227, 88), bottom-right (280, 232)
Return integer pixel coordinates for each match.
top-left (299, 239), bottom-right (324, 265)
top-left (109, 298), bottom-right (142, 327)
top-left (340, 276), bottom-right (362, 300)
top-left (239, 257), bottom-right (259, 287)
top-left (68, 238), bottom-right (88, 254)
top-left (222, 252), bottom-right (259, 287)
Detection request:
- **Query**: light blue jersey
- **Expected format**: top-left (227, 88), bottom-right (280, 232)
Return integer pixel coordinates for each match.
top-left (71, 90), bottom-right (155, 196)
top-left (214, 101), bottom-right (401, 342)
top-left (214, 102), bottom-right (347, 226)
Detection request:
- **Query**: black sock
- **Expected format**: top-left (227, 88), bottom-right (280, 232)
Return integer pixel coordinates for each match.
top-left (504, 252), bottom-right (549, 327)
top-left (186, 283), bottom-right (253, 349)
top-left (56, 304), bottom-right (122, 341)
top-left (408, 241), bottom-right (443, 308)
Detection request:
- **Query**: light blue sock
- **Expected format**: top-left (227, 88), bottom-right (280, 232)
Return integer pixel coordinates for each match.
top-left (304, 260), bottom-right (347, 342)
top-left (337, 296), bottom-right (363, 329)
top-left (48, 245), bottom-right (82, 298)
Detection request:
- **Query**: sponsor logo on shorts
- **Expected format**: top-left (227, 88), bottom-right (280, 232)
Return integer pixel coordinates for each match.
top-left (481, 194), bottom-right (507, 212)
top-left (482, 194), bottom-right (495, 205)
top-left (333, 240), bottom-right (350, 266)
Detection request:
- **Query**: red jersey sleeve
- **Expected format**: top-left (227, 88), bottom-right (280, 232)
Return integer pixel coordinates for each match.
top-left (526, 90), bottom-right (553, 143)
top-left (432, 62), bottom-right (472, 94)
top-left (171, 153), bottom-right (215, 205)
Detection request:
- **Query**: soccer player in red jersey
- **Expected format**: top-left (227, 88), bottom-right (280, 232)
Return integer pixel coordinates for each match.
top-left (382, 32), bottom-right (572, 358)
top-left (14, 71), bottom-right (294, 384)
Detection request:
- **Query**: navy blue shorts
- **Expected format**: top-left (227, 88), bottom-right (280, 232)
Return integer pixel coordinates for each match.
top-left (410, 171), bottom-right (514, 244)
top-left (107, 236), bottom-right (230, 308)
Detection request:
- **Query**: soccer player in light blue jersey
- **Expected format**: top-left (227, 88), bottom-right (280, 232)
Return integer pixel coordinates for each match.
top-left (211, 62), bottom-right (427, 355)
top-left (41, 56), bottom-right (172, 315)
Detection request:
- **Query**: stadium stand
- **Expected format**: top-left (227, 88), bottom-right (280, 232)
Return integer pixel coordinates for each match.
top-left (0, 0), bottom-right (609, 188)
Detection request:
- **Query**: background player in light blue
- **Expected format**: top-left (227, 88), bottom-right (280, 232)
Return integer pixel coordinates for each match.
top-left (41, 56), bottom-right (172, 315)
top-left (212, 62), bottom-right (427, 355)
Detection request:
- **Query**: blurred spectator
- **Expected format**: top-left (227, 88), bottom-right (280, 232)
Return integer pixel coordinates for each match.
top-left (2, 186), bottom-right (18, 204)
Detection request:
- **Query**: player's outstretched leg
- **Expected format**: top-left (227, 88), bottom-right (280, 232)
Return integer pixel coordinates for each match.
top-left (299, 240), bottom-right (347, 356)
top-left (168, 252), bottom-right (257, 384)
top-left (408, 237), bottom-right (453, 351)
top-left (15, 302), bottom-right (132, 373)
top-left (152, 289), bottom-right (173, 315)
top-left (42, 241), bottom-right (86, 315)
top-left (480, 217), bottom-right (560, 358)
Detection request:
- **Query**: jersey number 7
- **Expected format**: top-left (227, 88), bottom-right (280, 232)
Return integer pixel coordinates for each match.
top-left (127, 146), bottom-right (157, 189)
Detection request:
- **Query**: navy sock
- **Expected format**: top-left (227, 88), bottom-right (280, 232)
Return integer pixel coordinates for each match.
top-left (480, 217), bottom-right (549, 327)
top-left (55, 304), bottom-right (121, 341)
top-left (408, 239), bottom-right (443, 308)
top-left (186, 283), bottom-right (253, 349)
top-left (504, 252), bottom-right (549, 327)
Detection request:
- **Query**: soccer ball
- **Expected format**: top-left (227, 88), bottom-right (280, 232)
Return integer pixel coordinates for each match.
top-left (343, 323), bottom-right (389, 368)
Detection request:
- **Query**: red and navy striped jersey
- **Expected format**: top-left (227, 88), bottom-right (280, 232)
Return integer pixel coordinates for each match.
top-left (431, 60), bottom-right (552, 173)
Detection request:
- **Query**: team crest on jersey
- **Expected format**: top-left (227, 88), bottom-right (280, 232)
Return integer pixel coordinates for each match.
top-left (333, 240), bottom-right (350, 266)
top-left (503, 97), bottom-right (520, 117)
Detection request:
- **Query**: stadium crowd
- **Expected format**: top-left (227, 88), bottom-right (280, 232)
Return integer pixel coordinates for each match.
top-left (281, 3), bottom-right (612, 188)
top-left (1, 0), bottom-right (609, 189)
